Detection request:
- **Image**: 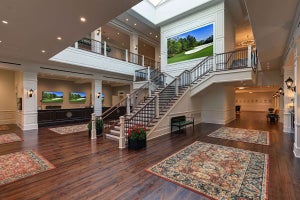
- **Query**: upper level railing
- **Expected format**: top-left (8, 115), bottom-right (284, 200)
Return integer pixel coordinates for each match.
top-left (75, 38), bottom-right (161, 69)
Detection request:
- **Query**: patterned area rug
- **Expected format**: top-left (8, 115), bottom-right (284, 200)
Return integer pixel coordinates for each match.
top-left (208, 127), bottom-right (270, 145)
top-left (0, 125), bottom-right (10, 131)
top-left (49, 124), bottom-right (88, 134)
top-left (146, 141), bottom-right (268, 200)
top-left (0, 133), bottom-right (22, 144)
top-left (0, 150), bottom-right (55, 186)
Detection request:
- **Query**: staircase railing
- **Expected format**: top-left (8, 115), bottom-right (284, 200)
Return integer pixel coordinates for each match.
top-left (76, 38), bottom-right (160, 68)
top-left (216, 48), bottom-right (248, 70)
top-left (118, 45), bottom-right (258, 148)
top-left (190, 56), bottom-right (213, 84)
top-left (101, 72), bottom-right (165, 133)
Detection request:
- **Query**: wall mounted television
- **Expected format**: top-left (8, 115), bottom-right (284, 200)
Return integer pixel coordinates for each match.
top-left (167, 24), bottom-right (213, 64)
top-left (42, 91), bottom-right (64, 103)
top-left (69, 92), bottom-right (86, 103)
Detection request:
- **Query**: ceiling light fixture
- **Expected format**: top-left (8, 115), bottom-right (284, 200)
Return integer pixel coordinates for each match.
top-left (2, 20), bottom-right (8, 24)
top-left (41, 50), bottom-right (46, 53)
top-left (134, 23), bottom-right (137, 26)
top-left (126, 18), bottom-right (129, 21)
top-left (117, 32), bottom-right (120, 35)
top-left (57, 37), bottom-right (62, 40)
top-left (80, 17), bottom-right (86, 22)
top-left (239, 35), bottom-right (255, 47)
top-left (155, 35), bottom-right (158, 38)
top-left (149, 32), bottom-right (152, 35)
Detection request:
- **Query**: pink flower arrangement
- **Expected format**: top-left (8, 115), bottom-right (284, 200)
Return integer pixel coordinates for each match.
top-left (128, 124), bottom-right (146, 140)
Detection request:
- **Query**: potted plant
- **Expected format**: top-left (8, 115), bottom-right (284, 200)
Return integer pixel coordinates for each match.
top-left (128, 124), bottom-right (146, 150)
top-left (96, 118), bottom-right (103, 136)
top-left (87, 121), bottom-right (92, 138)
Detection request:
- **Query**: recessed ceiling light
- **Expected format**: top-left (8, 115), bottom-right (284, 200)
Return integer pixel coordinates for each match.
top-left (107, 37), bottom-right (110, 40)
top-left (80, 17), bottom-right (86, 22)
top-left (2, 20), bottom-right (8, 24)
top-left (0, 40), bottom-right (2, 43)
top-left (249, 92), bottom-right (253, 94)
top-left (238, 87), bottom-right (246, 90)
top-left (57, 37), bottom-right (62, 40)
top-left (134, 23), bottom-right (137, 26)
top-left (41, 50), bottom-right (46, 53)
top-left (149, 32), bottom-right (152, 35)
top-left (155, 35), bottom-right (158, 38)
top-left (117, 32), bottom-right (120, 35)
top-left (126, 18), bottom-right (129, 21)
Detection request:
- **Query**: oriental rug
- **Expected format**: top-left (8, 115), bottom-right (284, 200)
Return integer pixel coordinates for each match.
top-left (49, 124), bottom-right (88, 135)
top-left (208, 127), bottom-right (270, 145)
top-left (0, 133), bottom-right (22, 144)
top-left (146, 141), bottom-right (268, 200)
top-left (0, 125), bottom-right (10, 131)
top-left (0, 150), bottom-right (55, 186)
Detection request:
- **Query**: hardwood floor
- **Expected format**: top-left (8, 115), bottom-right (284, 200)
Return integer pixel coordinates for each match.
top-left (0, 112), bottom-right (299, 200)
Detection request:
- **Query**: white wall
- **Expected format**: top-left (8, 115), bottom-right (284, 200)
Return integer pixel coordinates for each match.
top-left (160, 2), bottom-right (225, 76)
top-left (224, 4), bottom-right (236, 52)
top-left (235, 92), bottom-right (275, 112)
top-left (0, 69), bottom-right (16, 125)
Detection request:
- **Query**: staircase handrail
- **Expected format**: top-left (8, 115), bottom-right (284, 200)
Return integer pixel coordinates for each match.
top-left (101, 72), bottom-right (164, 120)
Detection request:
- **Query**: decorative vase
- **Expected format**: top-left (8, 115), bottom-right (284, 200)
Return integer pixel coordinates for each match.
top-left (128, 138), bottom-right (146, 150)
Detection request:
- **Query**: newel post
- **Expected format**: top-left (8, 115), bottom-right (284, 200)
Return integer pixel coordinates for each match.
top-left (104, 41), bottom-right (107, 56)
top-left (147, 66), bottom-right (151, 81)
top-left (91, 113), bottom-right (96, 140)
top-left (119, 116), bottom-right (126, 149)
top-left (175, 77), bottom-right (179, 96)
top-left (213, 53), bottom-right (217, 71)
top-left (155, 92), bottom-right (160, 118)
top-left (74, 42), bottom-right (78, 49)
top-left (142, 55), bottom-right (145, 66)
top-left (125, 49), bottom-right (129, 62)
top-left (247, 45), bottom-right (252, 68)
top-left (126, 94), bottom-right (130, 115)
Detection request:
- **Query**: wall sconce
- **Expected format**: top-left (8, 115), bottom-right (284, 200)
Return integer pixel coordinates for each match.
top-left (278, 87), bottom-right (284, 96)
top-left (28, 89), bottom-right (34, 97)
top-left (96, 29), bottom-right (100, 36)
top-left (134, 45), bottom-right (138, 51)
top-left (285, 77), bottom-right (296, 92)
top-left (96, 92), bottom-right (101, 98)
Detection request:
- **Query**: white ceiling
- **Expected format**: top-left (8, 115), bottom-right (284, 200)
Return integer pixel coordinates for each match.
top-left (0, 0), bottom-right (142, 64)
top-left (244, 0), bottom-right (300, 70)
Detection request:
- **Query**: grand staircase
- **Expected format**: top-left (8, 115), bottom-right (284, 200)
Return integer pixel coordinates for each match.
top-left (97, 46), bottom-right (258, 147)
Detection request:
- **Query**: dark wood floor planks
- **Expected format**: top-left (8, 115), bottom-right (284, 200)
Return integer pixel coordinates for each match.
top-left (0, 111), bottom-right (299, 200)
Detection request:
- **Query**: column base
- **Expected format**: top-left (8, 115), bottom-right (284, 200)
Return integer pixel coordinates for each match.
top-left (293, 143), bottom-right (300, 158)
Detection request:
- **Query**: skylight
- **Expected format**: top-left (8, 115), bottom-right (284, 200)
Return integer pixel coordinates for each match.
top-left (147, 0), bottom-right (169, 7)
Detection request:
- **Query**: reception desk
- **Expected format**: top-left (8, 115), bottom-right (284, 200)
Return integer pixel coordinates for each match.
top-left (38, 108), bottom-right (93, 127)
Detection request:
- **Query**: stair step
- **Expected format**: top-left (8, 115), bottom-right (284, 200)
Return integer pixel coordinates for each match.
top-left (106, 134), bottom-right (119, 141)
top-left (110, 129), bottom-right (120, 136)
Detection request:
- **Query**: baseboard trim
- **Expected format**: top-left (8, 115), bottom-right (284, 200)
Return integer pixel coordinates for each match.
top-left (22, 123), bottom-right (38, 131)
top-left (293, 143), bottom-right (300, 158)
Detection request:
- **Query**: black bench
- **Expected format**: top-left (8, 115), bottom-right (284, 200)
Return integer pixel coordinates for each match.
top-left (171, 116), bottom-right (194, 133)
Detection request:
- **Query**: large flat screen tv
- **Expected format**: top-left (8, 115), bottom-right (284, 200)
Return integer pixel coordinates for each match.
top-left (69, 92), bottom-right (86, 103)
top-left (42, 91), bottom-right (64, 103)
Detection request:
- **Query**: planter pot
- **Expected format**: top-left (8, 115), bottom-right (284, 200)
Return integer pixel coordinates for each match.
top-left (96, 128), bottom-right (102, 136)
top-left (128, 138), bottom-right (146, 150)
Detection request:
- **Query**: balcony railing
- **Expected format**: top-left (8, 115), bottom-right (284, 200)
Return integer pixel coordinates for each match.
top-left (75, 38), bottom-right (161, 69)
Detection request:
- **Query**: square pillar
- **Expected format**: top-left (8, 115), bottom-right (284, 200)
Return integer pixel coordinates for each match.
top-left (22, 72), bottom-right (38, 130)
top-left (92, 79), bottom-right (102, 116)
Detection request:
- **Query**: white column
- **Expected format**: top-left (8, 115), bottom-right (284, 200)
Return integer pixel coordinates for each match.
top-left (247, 45), bottom-right (252, 68)
top-left (283, 66), bottom-right (294, 133)
top-left (91, 113), bottom-right (97, 140)
top-left (294, 38), bottom-right (300, 157)
top-left (126, 94), bottom-right (130, 115)
top-left (155, 92), bottom-right (160, 118)
top-left (92, 79), bottom-right (102, 116)
top-left (91, 27), bottom-right (102, 54)
top-left (130, 33), bottom-right (139, 63)
top-left (22, 72), bottom-right (38, 130)
top-left (213, 53), bottom-right (217, 71)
